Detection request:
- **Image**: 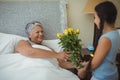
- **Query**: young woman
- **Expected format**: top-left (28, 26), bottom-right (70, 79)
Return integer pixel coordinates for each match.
top-left (78, 1), bottom-right (120, 80)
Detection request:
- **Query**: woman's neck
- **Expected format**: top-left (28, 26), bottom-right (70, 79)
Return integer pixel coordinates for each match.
top-left (103, 22), bottom-right (115, 34)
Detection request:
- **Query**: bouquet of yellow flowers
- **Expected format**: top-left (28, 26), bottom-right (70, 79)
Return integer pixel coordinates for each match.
top-left (57, 28), bottom-right (84, 68)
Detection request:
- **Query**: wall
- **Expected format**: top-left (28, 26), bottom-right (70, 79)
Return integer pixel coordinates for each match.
top-left (67, 0), bottom-right (94, 47)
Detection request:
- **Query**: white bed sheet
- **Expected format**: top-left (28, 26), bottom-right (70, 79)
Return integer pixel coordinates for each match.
top-left (0, 53), bottom-right (80, 80)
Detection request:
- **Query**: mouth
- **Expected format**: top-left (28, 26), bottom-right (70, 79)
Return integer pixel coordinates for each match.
top-left (38, 36), bottom-right (44, 40)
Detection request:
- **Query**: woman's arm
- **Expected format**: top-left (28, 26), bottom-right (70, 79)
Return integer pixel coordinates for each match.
top-left (15, 40), bottom-right (68, 60)
top-left (91, 37), bottom-right (111, 70)
top-left (78, 37), bottom-right (111, 78)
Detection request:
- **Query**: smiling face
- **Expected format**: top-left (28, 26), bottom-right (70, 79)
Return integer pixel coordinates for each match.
top-left (28, 25), bottom-right (44, 44)
top-left (94, 12), bottom-right (100, 29)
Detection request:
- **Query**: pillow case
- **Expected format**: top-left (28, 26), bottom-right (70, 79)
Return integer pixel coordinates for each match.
top-left (0, 32), bottom-right (62, 55)
top-left (0, 32), bottom-right (27, 54)
top-left (42, 39), bottom-right (62, 52)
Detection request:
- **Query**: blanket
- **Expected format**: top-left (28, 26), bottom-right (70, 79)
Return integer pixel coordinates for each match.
top-left (0, 44), bottom-right (80, 80)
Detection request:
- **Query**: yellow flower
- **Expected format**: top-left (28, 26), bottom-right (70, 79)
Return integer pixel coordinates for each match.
top-left (73, 31), bottom-right (77, 34)
top-left (76, 29), bottom-right (80, 34)
top-left (90, 53), bottom-right (94, 57)
top-left (68, 28), bottom-right (73, 34)
top-left (57, 33), bottom-right (63, 38)
top-left (64, 29), bottom-right (68, 35)
top-left (57, 27), bottom-right (83, 68)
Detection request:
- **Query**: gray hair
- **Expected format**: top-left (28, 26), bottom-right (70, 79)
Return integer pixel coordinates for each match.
top-left (25, 21), bottom-right (42, 34)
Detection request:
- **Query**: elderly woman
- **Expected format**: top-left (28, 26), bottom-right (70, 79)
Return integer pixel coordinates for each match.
top-left (15, 21), bottom-right (75, 69)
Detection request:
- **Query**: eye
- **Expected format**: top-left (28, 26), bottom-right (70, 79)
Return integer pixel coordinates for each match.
top-left (41, 31), bottom-right (44, 33)
top-left (36, 31), bottom-right (39, 33)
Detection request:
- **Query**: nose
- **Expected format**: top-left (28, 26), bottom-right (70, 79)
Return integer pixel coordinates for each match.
top-left (39, 32), bottom-right (44, 37)
top-left (39, 32), bottom-right (43, 35)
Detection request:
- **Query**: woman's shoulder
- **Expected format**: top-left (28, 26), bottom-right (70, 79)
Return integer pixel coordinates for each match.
top-left (101, 30), bottom-right (118, 39)
top-left (17, 39), bottom-right (30, 45)
top-left (99, 30), bottom-right (120, 45)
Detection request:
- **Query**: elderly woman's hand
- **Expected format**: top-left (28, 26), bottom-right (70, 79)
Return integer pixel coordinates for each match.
top-left (56, 52), bottom-right (69, 60)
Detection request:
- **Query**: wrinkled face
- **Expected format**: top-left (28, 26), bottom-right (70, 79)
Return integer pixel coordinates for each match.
top-left (28, 25), bottom-right (44, 44)
top-left (94, 12), bottom-right (100, 29)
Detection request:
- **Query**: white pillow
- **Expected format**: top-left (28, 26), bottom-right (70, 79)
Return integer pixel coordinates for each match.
top-left (42, 39), bottom-right (62, 52)
top-left (0, 32), bottom-right (62, 55)
top-left (0, 32), bottom-right (27, 54)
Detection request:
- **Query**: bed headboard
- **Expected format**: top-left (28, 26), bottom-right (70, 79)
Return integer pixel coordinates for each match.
top-left (0, 0), bottom-right (67, 39)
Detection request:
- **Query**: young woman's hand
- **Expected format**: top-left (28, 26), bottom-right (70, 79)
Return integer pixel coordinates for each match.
top-left (77, 67), bottom-right (86, 79)
top-left (77, 61), bottom-right (89, 79)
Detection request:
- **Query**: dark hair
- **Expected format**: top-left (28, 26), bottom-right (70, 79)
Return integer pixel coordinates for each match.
top-left (95, 1), bottom-right (117, 34)
top-left (93, 1), bottom-right (117, 50)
